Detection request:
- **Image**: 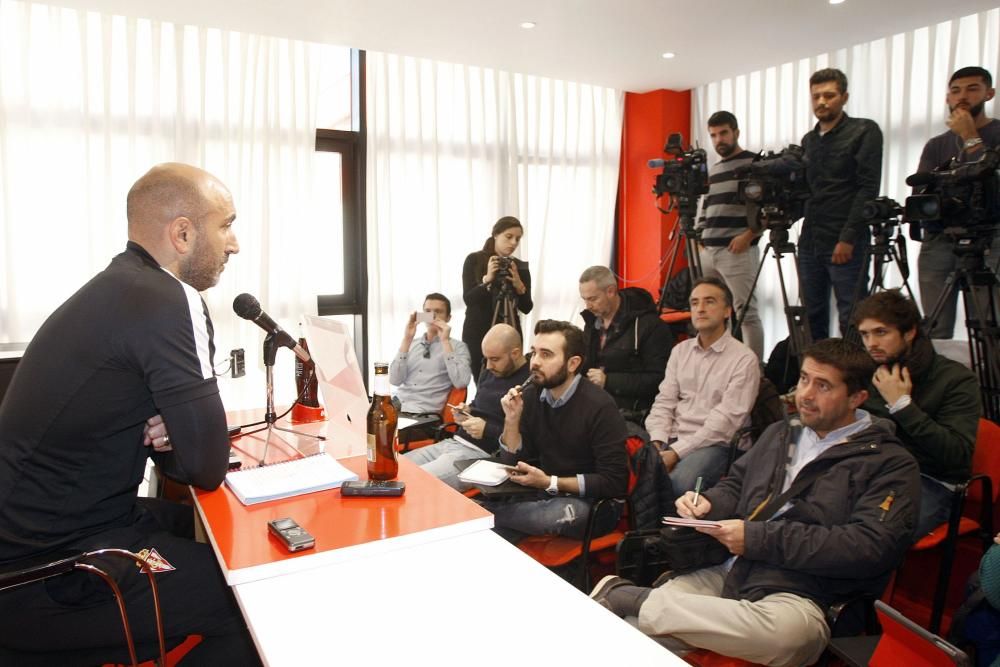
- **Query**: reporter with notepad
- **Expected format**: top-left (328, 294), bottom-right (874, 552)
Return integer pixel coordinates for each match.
top-left (0, 164), bottom-right (260, 665)
top-left (405, 323), bottom-right (529, 490)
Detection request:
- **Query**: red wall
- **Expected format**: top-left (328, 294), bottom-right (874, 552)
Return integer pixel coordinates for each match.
top-left (616, 89), bottom-right (691, 299)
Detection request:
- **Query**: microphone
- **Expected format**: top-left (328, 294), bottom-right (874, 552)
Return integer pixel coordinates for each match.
top-left (647, 158), bottom-right (668, 168)
top-left (232, 293), bottom-right (311, 363)
top-left (905, 171), bottom-right (937, 187)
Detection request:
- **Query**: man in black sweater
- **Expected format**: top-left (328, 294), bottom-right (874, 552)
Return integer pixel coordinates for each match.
top-left (482, 320), bottom-right (629, 543)
top-left (404, 323), bottom-right (530, 489)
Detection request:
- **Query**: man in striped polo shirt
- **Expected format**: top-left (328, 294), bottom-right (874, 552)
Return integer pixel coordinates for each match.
top-left (697, 111), bottom-right (764, 359)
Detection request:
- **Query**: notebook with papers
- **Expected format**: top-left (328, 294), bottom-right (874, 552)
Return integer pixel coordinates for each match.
top-left (224, 453), bottom-right (359, 506)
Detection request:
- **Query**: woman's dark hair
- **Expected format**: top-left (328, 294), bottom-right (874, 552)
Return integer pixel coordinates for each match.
top-left (482, 216), bottom-right (523, 254)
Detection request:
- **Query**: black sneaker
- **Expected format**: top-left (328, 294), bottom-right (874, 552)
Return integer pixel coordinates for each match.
top-left (589, 575), bottom-right (633, 613)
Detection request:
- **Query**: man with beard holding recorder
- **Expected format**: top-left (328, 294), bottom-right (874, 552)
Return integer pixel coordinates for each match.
top-left (479, 320), bottom-right (629, 544)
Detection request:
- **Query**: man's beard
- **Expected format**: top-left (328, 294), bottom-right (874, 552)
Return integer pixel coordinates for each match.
top-left (951, 100), bottom-right (986, 117)
top-left (179, 241), bottom-right (222, 292)
top-left (715, 143), bottom-right (735, 158)
top-left (535, 362), bottom-right (570, 389)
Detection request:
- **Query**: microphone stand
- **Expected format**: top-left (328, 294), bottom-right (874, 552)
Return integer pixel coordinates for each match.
top-left (258, 333), bottom-right (326, 465)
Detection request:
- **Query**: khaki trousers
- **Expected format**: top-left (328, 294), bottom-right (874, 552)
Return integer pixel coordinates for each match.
top-left (634, 564), bottom-right (829, 667)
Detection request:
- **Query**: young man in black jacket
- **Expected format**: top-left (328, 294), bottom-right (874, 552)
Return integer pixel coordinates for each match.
top-left (591, 339), bottom-right (920, 666)
top-left (578, 266), bottom-right (674, 423)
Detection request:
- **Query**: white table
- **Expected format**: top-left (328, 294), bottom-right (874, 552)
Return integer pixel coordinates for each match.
top-left (233, 529), bottom-right (682, 666)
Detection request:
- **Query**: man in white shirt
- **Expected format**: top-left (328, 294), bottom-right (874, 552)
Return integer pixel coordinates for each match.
top-left (645, 276), bottom-right (759, 499)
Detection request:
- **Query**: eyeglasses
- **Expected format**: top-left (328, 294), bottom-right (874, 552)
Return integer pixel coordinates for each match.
top-left (420, 341), bottom-right (431, 359)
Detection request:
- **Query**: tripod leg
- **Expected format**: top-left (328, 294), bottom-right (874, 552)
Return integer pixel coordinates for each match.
top-left (962, 274), bottom-right (1000, 420)
top-left (843, 246), bottom-right (877, 345)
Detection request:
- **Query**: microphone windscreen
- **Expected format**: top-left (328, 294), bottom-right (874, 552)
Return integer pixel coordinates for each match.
top-left (905, 171), bottom-right (936, 187)
top-left (647, 158), bottom-right (667, 168)
top-left (233, 293), bottom-right (262, 320)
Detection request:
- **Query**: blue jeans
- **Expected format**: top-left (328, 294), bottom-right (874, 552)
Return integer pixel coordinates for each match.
top-left (668, 444), bottom-right (731, 503)
top-left (797, 242), bottom-right (868, 340)
top-left (913, 474), bottom-right (956, 540)
top-left (403, 437), bottom-right (490, 490)
top-left (479, 496), bottom-right (623, 544)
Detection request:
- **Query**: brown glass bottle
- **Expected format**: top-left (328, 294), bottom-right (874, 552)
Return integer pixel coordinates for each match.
top-left (366, 362), bottom-right (398, 480)
top-left (294, 336), bottom-right (320, 408)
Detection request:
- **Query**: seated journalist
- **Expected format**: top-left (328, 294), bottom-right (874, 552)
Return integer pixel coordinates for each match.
top-left (591, 339), bottom-right (920, 666)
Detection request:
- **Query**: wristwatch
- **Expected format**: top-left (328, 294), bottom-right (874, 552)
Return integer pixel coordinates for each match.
top-left (964, 137), bottom-right (984, 150)
top-left (545, 475), bottom-right (559, 495)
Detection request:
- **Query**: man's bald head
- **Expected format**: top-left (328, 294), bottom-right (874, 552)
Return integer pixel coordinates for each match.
top-left (481, 324), bottom-right (526, 378)
top-left (127, 163), bottom-right (229, 235)
top-left (126, 163), bottom-right (239, 291)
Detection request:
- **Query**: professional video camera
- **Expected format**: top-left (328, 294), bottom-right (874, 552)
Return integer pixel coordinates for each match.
top-left (905, 148), bottom-right (1000, 235)
top-left (648, 132), bottom-right (709, 222)
top-left (736, 145), bottom-right (809, 226)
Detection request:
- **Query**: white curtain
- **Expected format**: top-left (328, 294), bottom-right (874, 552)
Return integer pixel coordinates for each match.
top-left (692, 8), bottom-right (1000, 354)
top-left (365, 53), bottom-right (623, 375)
top-left (0, 0), bottom-right (348, 409)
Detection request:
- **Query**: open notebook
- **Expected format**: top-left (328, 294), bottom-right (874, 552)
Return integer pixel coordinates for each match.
top-left (224, 453), bottom-right (359, 506)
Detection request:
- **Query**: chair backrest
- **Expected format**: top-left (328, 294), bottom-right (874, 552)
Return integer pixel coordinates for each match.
top-left (441, 386), bottom-right (468, 424)
top-left (971, 418), bottom-right (1000, 505)
top-left (870, 601), bottom-right (970, 667)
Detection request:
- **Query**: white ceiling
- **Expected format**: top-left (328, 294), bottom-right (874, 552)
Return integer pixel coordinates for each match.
top-left (44, 0), bottom-right (1000, 92)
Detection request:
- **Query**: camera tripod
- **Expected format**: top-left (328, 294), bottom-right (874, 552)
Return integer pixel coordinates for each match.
top-left (735, 208), bottom-right (812, 387)
top-left (842, 220), bottom-right (917, 344)
top-left (924, 232), bottom-right (1000, 421)
top-left (491, 275), bottom-right (520, 328)
top-left (656, 200), bottom-right (703, 311)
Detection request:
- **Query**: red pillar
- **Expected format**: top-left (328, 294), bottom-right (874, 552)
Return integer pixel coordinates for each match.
top-left (616, 89), bottom-right (691, 300)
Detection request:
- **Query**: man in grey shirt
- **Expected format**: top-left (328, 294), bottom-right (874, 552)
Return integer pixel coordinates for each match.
top-left (915, 66), bottom-right (1000, 338)
top-left (390, 292), bottom-right (472, 414)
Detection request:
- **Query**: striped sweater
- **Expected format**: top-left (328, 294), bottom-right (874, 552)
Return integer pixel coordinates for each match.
top-left (698, 149), bottom-right (756, 247)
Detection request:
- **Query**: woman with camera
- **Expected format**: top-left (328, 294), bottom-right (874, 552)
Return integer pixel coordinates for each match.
top-left (462, 216), bottom-right (533, 379)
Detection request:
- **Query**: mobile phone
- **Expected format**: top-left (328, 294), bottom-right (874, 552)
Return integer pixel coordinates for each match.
top-left (228, 449), bottom-right (243, 471)
top-left (341, 480), bottom-right (406, 497)
top-left (415, 311), bottom-right (434, 323)
top-left (267, 517), bottom-right (315, 552)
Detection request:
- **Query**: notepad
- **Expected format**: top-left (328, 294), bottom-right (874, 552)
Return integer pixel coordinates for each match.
top-left (225, 453), bottom-right (359, 506)
top-left (457, 460), bottom-right (514, 486)
top-left (661, 516), bottom-right (723, 529)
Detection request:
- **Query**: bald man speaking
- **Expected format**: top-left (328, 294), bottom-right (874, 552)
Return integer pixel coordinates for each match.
top-left (0, 164), bottom-right (259, 664)
top-left (406, 323), bottom-right (530, 489)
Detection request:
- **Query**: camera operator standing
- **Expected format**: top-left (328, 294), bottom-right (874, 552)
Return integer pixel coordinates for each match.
top-left (799, 68), bottom-right (884, 340)
top-left (462, 216), bottom-right (533, 379)
top-left (916, 66), bottom-right (999, 339)
top-left (697, 111), bottom-right (765, 359)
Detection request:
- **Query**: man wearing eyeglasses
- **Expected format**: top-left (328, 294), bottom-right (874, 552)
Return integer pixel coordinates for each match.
top-left (390, 292), bottom-right (472, 416)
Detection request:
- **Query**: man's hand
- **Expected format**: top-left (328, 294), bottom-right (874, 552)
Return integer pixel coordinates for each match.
top-left (403, 312), bottom-right (417, 340)
top-left (947, 107), bottom-right (979, 141)
top-left (658, 447), bottom-right (679, 472)
top-left (462, 417), bottom-right (486, 439)
top-left (586, 367), bottom-right (607, 388)
top-left (696, 519), bottom-right (745, 555)
top-left (434, 318), bottom-right (452, 341)
top-left (873, 363), bottom-right (912, 406)
top-left (501, 386), bottom-right (525, 423)
top-left (727, 230), bottom-right (753, 255)
top-left (675, 491), bottom-right (712, 518)
top-left (143, 414), bottom-right (173, 452)
top-left (831, 241), bottom-right (854, 265)
top-left (507, 461), bottom-right (548, 489)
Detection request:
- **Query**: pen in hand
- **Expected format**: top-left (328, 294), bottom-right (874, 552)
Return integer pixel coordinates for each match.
top-left (692, 476), bottom-right (703, 507)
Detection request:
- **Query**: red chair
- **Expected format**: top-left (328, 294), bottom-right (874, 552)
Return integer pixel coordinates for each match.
top-left (515, 435), bottom-right (644, 591)
top-left (892, 417), bottom-right (999, 633)
top-left (397, 386), bottom-right (468, 453)
top-left (683, 652), bottom-right (763, 667)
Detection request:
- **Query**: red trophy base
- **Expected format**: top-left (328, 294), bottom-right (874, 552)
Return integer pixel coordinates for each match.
top-left (290, 403), bottom-right (326, 424)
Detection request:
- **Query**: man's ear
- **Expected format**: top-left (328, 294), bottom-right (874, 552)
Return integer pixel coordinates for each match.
top-left (567, 355), bottom-right (583, 375)
top-left (849, 388), bottom-right (869, 411)
top-left (169, 217), bottom-right (194, 254)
